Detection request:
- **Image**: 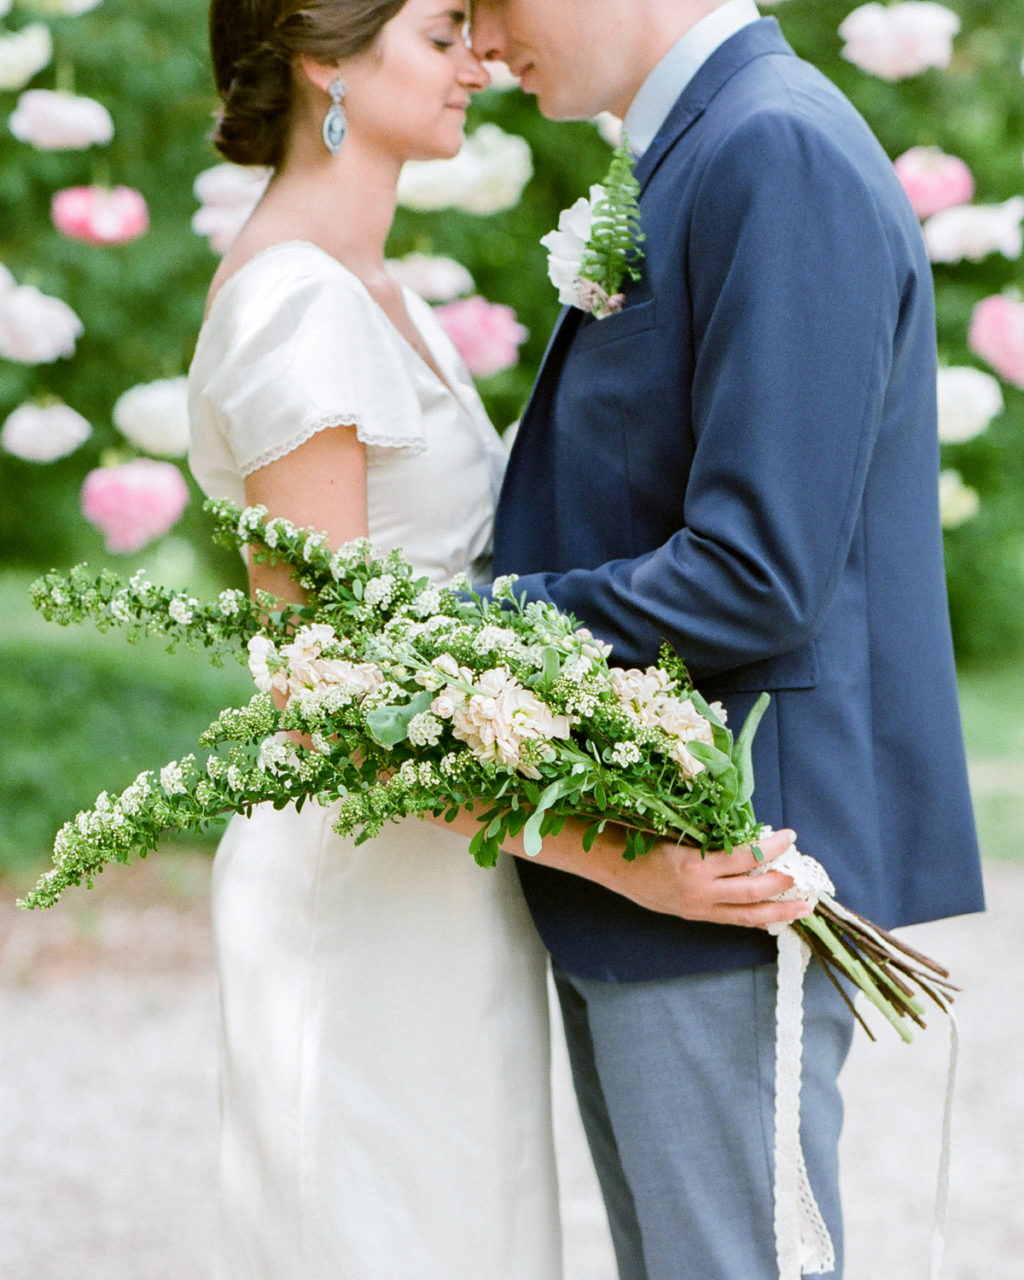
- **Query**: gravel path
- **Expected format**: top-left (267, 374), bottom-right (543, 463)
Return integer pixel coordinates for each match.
top-left (0, 854), bottom-right (1018, 1280)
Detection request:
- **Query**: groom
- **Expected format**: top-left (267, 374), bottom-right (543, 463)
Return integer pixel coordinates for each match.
top-left (472, 1), bottom-right (984, 1277)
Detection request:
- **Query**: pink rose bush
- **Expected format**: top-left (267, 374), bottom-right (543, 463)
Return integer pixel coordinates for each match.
top-left (923, 198), bottom-right (1024, 265)
top-left (968, 295), bottom-right (1024, 389)
top-left (80, 459), bottom-right (189, 553)
top-left (1, 400), bottom-right (91, 462)
top-left (434, 295), bottom-right (528, 378)
top-left (839, 2), bottom-right (960, 81)
top-left (0, 266), bottom-right (83, 363)
top-left (9, 88), bottom-right (114, 150)
top-left (893, 146), bottom-right (974, 219)
top-left (51, 184), bottom-right (149, 246)
top-left (191, 162), bottom-right (270, 254)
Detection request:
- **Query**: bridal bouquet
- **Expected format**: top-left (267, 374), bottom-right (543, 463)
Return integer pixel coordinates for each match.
top-left (22, 500), bottom-right (954, 1041)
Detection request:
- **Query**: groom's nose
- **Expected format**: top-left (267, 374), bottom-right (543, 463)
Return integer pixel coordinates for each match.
top-left (468, 2), bottom-right (507, 63)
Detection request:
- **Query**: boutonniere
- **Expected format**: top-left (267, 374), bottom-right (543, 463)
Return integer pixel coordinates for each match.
top-left (540, 141), bottom-right (645, 320)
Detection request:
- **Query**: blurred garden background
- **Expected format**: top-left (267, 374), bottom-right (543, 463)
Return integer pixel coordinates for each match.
top-left (1, 0), bottom-right (1023, 885)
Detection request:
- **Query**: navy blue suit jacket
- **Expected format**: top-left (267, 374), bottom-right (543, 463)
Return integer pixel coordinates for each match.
top-left (490, 20), bottom-right (983, 982)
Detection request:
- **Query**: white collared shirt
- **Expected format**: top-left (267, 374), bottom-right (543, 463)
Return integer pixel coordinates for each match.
top-left (623, 0), bottom-right (761, 157)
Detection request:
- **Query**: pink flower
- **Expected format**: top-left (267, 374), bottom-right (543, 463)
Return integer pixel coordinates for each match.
top-left (893, 146), bottom-right (974, 219)
top-left (433, 295), bottom-right (528, 378)
top-left (839, 2), bottom-right (960, 81)
top-left (81, 459), bottom-right (189, 553)
top-left (52, 185), bottom-right (149, 247)
top-left (51, 185), bottom-right (149, 246)
top-left (968, 295), bottom-right (1024, 389)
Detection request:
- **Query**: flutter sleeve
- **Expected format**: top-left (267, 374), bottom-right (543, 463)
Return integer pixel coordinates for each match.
top-left (191, 246), bottom-right (425, 486)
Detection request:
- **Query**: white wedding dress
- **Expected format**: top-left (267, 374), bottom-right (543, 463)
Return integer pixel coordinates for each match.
top-left (188, 242), bottom-right (562, 1279)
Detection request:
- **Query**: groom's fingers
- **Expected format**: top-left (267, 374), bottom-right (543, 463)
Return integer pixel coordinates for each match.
top-left (705, 827), bottom-right (796, 877)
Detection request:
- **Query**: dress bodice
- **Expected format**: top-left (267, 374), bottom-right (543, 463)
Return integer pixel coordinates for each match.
top-left (187, 241), bottom-right (506, 585)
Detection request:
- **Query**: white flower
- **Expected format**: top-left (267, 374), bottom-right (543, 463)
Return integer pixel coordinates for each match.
top-left (0, 23), bottom-right (52, 92)
top-left (0, 0), bottom-right (11, 16)
top-left (541, 187), bottom-right (603, 307)
top-left (257, 733), bottom-right (301, 776)
top-left (0, 282), bottom-right (83, 363)
top-left (1, 400), bottom-right (90, 461)
top-left (218, 588), bottom-right (245, 616)
top-left (9, 89), bottom-right (114, 150)
top-left (248, 635), bottom-right (289, 695)
top-left (112, 376), bottom-right (190, 457)
top-left (364, 573), bottom-right (396, 608)
top-left (593, 112), bottom-right (623, 148)
top-left (475, 624), bottom-right (517, 651)
top-left (410, 585), bottom-right (443, 618)
top-left (398, 124), bottom-right (533, 215)
top-left (839, 3), bottom-right (960, 81)
top-left (168, 597), bottom-right (196, 625)
top-left (408, 712), bottom-right (444, 747)
top-left (191, 162), bottom-right (270, 254)
top-left (610, 741), bottom-right (642, 767)
top-left (443, 666), bottom-right (575, 777)
top-left (939, 469), bottom-right (980, 528)
top-left (936, 367), bottom-right (1004, 444)
top-left (923, 197), bottom-right (1024, 264)
top-left (387, 253), bottom-right (474, 303)
top-left (159, 761), bottom-right (187, 796)
top-left (108, 592), bottom-right (132, 623)
top-left (480, 59), bottom-right (519, 90)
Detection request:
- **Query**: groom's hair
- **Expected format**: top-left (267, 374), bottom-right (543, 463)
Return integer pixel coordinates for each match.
top-left (209, 0), bottom-right (407, 168)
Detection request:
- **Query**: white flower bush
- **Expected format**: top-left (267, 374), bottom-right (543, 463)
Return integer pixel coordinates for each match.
top-left (112, 376), bottom-right (190, 457)
top-left (839, 2), bottom-right (960, 81)
top-left (1, 400), bottom-right (91, 461)
top-left (386, 253), bottom-right (473, 302)
top-left (0, 278), bottom-right (83, 363)
top-left (191, 162), bottom-right (270, 254)
top-left (923, 197), bottom-right (1024, 264)
top-left (0, 22), bottom-right (52, 92)
top-left (936, 367), bottom-right (1004, 444)
top-left (398, 124), bottom-right (533, 215)
top-left (9, 88), bottom-right (114, 150)
top-left (939, 469), bottom-right (980, 528)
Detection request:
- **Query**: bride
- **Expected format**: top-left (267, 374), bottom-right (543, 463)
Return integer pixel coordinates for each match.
top-left (188, 1), bottom-right (805, 1275)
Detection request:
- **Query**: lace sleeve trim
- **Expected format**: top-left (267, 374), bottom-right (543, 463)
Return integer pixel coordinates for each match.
top-left (238, 411), bottom-right (426, 477)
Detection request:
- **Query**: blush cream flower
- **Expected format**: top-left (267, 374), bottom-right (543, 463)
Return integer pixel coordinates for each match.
top-left (191, 162), bottom-right (270, 254)
top-left (433, 295), bottom-right (528, 378)
top-left (923, 197), bottom-right (1024, 264)
top-left (839, 2), bottom-right (960, 81)
top-left (80, 458), bottom-right (190, 553)
top-left (937, 367), bottom-right (1004, 444)
top-left (968, 294), bottom-right (1024, 388)
top-left (542, 186), bottom-right (605, 308)
top-left (113, 376), bottom-right (190, 457)
top-left (398, 124), bottom-right (533, 215)
top-left (9, 88), bottom-right (114, 150)
top-left (1, 400), bottom-right (91, 462)
top-left (0, 22), bottom-right (52, 92)
top-left (0, 279), bottom-right (83, 363)
top-left (387, 252), bottom-right (474, 303)
top-left (893, 146), bottom-right (974, 219)
top-left (610, 666), bottom-right (724, 781)
top-left (51, 185), bottom-right (149, 246)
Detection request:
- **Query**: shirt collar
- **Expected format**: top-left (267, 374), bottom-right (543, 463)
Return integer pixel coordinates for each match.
top-left (623, 0), bottom-right (761, 158)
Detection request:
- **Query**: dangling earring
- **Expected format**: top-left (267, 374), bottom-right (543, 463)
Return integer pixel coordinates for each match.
top-left (322, 78), bottom-right (347, 156)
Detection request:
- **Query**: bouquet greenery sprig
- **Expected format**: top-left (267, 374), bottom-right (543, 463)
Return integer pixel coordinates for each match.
top-left (22, 500), bottom-right (955, 1041)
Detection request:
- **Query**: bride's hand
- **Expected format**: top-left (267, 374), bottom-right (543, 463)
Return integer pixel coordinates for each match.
top-left (599, 827), bottom-right (813, 929)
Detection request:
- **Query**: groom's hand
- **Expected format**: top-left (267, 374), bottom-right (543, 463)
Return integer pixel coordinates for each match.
top-left (606, 828), bottom-right (812, 929)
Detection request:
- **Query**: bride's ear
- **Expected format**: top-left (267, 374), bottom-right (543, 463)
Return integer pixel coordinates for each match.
top-left (297, 55), bottom-right (341, 97)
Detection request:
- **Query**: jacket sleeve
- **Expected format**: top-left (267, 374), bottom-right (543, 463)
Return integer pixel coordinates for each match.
top-left (502, 109), bottom-right (907, 679)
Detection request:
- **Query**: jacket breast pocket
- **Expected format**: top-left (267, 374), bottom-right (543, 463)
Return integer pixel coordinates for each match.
top-left (699, 643), bottom-right (820, 698)
top-left (571, 297), bottom-right (658, 350)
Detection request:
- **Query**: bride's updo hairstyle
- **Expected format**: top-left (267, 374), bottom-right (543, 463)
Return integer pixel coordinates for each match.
top-left (209, 0), bottom-right (407, 167)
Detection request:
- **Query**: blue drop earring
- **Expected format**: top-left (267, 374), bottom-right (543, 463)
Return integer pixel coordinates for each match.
top-left (322, 78), bottom-right (347, 156)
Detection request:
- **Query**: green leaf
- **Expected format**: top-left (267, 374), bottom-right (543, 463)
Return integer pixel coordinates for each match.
top-left (733, 692), bottom-right (770, 804)
top-left (365, 689), bottom-right (434, 747)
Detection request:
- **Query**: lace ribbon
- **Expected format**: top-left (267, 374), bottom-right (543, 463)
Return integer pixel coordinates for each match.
top-left (755, 841), bottom-right (958, 1280)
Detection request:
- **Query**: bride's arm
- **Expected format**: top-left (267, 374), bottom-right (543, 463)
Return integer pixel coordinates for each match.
top-left (427, 808), bottom-right (809, 929)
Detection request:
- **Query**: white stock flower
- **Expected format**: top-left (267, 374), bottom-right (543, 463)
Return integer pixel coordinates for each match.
top-left (839, 2), bottom-right (960, 81)
top-left (0, 283), bottom-right (83, 363)
top-left (936, 366), bottom-right (1004, 443)
top-left (442, 666), bottom-right (574, 777)
top-left (112, 376), bottom-right (190, 457)
top-left (398, 124), bottom-right (533, 215)
top-left (191, 162), bottom-right (270, 254)
top-left (0, 23), bottom-right (52, 92)
top-left (248, 635), bottom-right (289, 695)
top-left (9, 89), bottom-right (114, 150)
top-left (387, 253), bottom-right (474, 302)
top-left (939, 469), bottom-right (980, 528)
top-left (541, 187), bottom-right (604, 307)
top-left (923, 197), bottom-right (1024, 264)
top-left (1, 400), bottom-right (90, 461)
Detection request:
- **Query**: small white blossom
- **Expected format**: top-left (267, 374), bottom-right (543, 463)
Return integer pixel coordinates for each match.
top-left (159, 761), bottom-right (187, 795)
top-left (411, 585), bottom-right (443, 617)
top-left (168, 596), bottom-right (195, 625)
top-left (364, 573), bottom-right (396, 608)
top-left (108, 591), bottom-right (132, 623)
top-left (302, 534), bottom-right (325, 560)
top-left (610, 741), bottom-right (642, 767)
top-left (408, 711), bottom-right (444, 747)
top-left (218, 588), bottom-right (245, 616)
top-left (226, 765), bottom-right (247, 791)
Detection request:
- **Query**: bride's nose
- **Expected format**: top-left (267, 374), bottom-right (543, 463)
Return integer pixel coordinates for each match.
top-left (458, 46), bottom-right (492, 92)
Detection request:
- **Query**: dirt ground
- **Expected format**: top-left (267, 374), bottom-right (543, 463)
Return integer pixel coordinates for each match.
top-left (0, 853), bottom-right (1019, 1280)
